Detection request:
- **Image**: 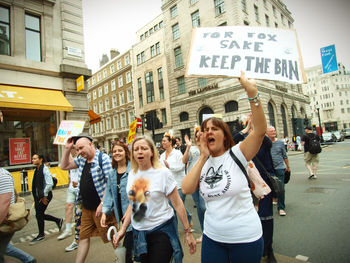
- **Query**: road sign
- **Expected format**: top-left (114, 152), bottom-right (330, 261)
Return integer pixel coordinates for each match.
top-left (320, 44), bottom-right (338, 74)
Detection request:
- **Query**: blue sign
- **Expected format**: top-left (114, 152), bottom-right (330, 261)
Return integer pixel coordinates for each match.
top-left (320, 45), bottom-right (338, 74)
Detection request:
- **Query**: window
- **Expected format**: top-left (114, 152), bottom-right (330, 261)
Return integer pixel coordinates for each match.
top-left (112, 95), bottom-right (117, 108)
top-left (158, 68), bottom-right (164, 100)
top-left (87, 93), bottom-right (91, 102)
top-left (254, 5), bottom-right (259, 22)
top-left (128, 111), bottom-right (134, 125)
top-left (110, 64), bottom-right (115, 73)
top-left (138, 78), bottom-right (143, 107)
top-left (125, 55), bottom-right (130, 65)
top-left (93, 103), bottom-right (97, 113)
top-left (121, 113), bottom-right (127, 128)
top-left (0, 6), bottom-right (10, 55)
top-left (275, 22), bottom-right (278, 28)
top-left (111, 80), bottom-right (116, 91)
top-left (25, 13), bottom-right (41, 61)
top-left (265, 14), bottom-right (270, 27)
top-left (241, 0), bottom-right (246, 12)
top-left (281, 14), bottom-right (285, 25)
top-left (159, 21), bottom-right (163, 28)
top-left (155, 42), bottom-right (160, 55)
top-left (114, 116), bottom-right (119, 129)
top-left (97, 72), bottom-right (101, 81)
top-left (126, 71), bottom-right (131, 83)
top-left (127, 89), bottom-right (133, 102)
top-left (95, 123), bottom-right (99, 133)
top-left (177, 76), bottom-right (186, 94)
top-left (161, 108), bottom-right (167, 125)
top-left (180, 112), bottom-right (189, 122)
top-left (341, 108), bottom-right (345, 113)
top-left (190, 0), bottom-right (198, 5)
top-left (198, 78), bottom-right (207, 88)
top-left (151, 45), bottom-right (156, 57)
top-left (145, 31), bottom-right (148, 38)
top-left (103, 69), bottom-right (107, 78)
top-left (154, 24), bottom-right (159, 31)
top-left (191, 10), bottom-right (200, 27)
top-left (93, 90), bottom-right (97, 100)
top-left (224, 101), bottom-right (238, 113)
top-left (141, 51), bottom-right (145, 63)
top-left (172, 23), bottom-right (180, 40)
top-left (99, 101), bottom-right (104, 112)
top-left (243, 20), bottom-right (249, 26)
top-left (104, 84), bottom-right (108, 94)
top-left (119, 92), bottom-right (125, 105)
top-left (92, 77), bottom-right (96, 85)
top-left (145, 71), bottom-right (155, 103)
top-left (105, 99), bottom-right (110, 111)
top-left (118, 76), bottom-right (123, 87)
top-left (170, 5), bottom-right (178, 18)
top-left (106, 118), bottom-right (111, 130)
top-left (140, 34), bottom-right (144, 41)
top-left (263, 0), bottom-right (267, 7)
top-left (272, 6), bottom-right (276, 16)
top-left (98, 87), bottom-right (102, 97)
top-left (149, 28), bottom-right (153, 35)
top-left (100, 120), bottom-right (104, 132)
top-left (137, 54), bottom-right (141, 65)
top-left (117, 60), bottom-right (122, 70)
top-left (215, 0), bottom-right (225, 16)
top-left (174, 47), bottom-right (183, 68)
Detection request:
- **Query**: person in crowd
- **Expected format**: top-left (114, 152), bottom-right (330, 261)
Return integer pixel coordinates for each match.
top-left (175, 137), bottom-right (186, 154)
top-left (5, 243), bottom-right (36, 263)
top-left (267, 126), bottom-right (290, 216)
top-left (182, 72), bottom-right (267, 263)
top-left (182, 129), bottom-right (206, 243)
top-left (0, 167), bottom-right (16, 263)
top-left (113, 136), bottom-right (196, 262)
top-left (301, 127), bottom-right (321, 179)
top-left (58, 147), bottom-right (80, 241)
top-left (65, 200), bottom-right (82, 252)
top-left (160, 134), bottom-right (192, 229)
top-left (30, 154), bottom-right (63, 245)
top-left (60, 133), bottom-right (116, 263)
top-left (283, 136), bottom-right (289, 152)
top-left (101, 141), bottom-right (133, 263)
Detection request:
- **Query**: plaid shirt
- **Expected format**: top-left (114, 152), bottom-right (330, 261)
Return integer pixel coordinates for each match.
top-left (74, 149), bottom-right (112, 201)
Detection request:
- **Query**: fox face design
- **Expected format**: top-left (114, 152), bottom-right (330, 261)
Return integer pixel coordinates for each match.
top-left (204, 165), bottom-right (223, 188)
top-left (128, 177), bottom-right (150, 222)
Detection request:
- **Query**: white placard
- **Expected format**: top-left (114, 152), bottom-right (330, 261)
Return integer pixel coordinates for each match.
top-left (186, 26), bottom-right (306, 84)
top-left (53, 120), bottom-right (85, 145)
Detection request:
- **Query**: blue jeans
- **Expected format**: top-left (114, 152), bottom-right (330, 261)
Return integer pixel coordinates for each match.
top-left (275, 169), bottom-right (286, 211)
top-left (192, 188), bottom-right (206, 232)
top-left (6, 243), bottom-right (35, 263)
top-left (170, 188), bottom-right (192, 229)
top-left (201, 234), bottom-right (264, 263)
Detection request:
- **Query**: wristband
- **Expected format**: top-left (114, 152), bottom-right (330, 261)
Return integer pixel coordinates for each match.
top-left (184, 227), bottom-right (192, 234)
top-left (248, 92), bottom-right (260, 106)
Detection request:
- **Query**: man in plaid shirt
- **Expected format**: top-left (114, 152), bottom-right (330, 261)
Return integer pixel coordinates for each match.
top-left (60, 133), bottom-right (115, 263)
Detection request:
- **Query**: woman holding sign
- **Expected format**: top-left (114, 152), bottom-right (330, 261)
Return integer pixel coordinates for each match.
top-left (181, 72), bottom-right (266, 263)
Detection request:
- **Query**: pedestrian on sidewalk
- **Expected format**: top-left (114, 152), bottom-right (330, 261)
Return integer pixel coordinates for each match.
top-left (114, 136), bottom-right (196, 262)
top-left (182, 72), bottom-right (266, 263)
top-left (30, 154), bottom-right (63, 245)
top-left (101, 141), bottom-right (133, 263)
top-left (267, 126), bottom-right (290, 216)
top-left (58, 147), bottom-right (80, 241)
top-left (301, 127), bottom-right (321, 179)
top-left (5, 243), bottom-right (36, 263)
top-left (182, 130), bottom-right (206, 243)
top-left (60, 133), bottom-right (116, 263)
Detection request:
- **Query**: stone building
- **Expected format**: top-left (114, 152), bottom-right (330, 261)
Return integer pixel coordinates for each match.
top-left (0, 0), bottom-right (91, 169)
top-left (87, 49), bottom-right (134, 153)
top-left (302, 63), bottom-right (350, 132)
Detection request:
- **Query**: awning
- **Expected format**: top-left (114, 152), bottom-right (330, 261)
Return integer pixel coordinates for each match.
top-left (88, 110), bottom-right (101, 124)
top-left (0, 84), bottom-right (73, 111)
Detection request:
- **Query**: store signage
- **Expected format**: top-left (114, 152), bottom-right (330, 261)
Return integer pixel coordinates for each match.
top-left (320, 44), bottom-right (338, 74)
top-left (9, 138), bottom-right (31, 165)
top-left (188, 83), bottom-right (218, 96)
top-left (128, 119), bottom-right (137, 144)
top-left (186, 26), bottom-right (306, 84)
top-left (76, 75), bottom-right (84, 92)
top-left (53, 120), bottom-right (85, 145)
top-left (67, 46), bottom-right (82, 57)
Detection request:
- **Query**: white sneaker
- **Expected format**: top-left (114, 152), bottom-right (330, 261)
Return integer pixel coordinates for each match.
top-left (57, 230), bottom-right (72, 240)
top-left (65, 240), bottom-right (78, 252)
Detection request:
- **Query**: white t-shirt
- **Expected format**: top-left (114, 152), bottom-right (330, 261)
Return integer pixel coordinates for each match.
top-left (127, 167), bottom-right (177, 231)
top-left (187, 146), bottom-right (200, 172)
top-left (199, 143), bottom-right (262, 243)
top-left (68, 168), bottom-right (79, 191)
top-left (160, 149), bottom-right (185, 189)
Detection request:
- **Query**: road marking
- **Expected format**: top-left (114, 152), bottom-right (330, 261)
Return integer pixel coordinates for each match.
top-left (296, 255), bottom-right (309, 261)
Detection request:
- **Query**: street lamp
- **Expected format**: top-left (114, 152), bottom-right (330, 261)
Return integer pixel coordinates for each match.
top-left (315, 102), bottom-right (323, 140)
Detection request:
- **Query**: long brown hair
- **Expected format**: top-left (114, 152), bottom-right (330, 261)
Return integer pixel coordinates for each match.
top-left (111, 141), bottom-right (130, 169)
top-left (201, 117), bottom-right (235, 151)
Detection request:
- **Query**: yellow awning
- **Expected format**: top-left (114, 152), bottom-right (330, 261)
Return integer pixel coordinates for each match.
top-left (0, 84), bottom-right (73, 111)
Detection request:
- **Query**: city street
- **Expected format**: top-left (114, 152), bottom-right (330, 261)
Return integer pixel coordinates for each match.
top-left (6, 141), bottom-right (350, 262)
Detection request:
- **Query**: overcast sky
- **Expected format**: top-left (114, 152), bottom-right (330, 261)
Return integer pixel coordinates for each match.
top-left (82, 0), bottom-right (350, 72)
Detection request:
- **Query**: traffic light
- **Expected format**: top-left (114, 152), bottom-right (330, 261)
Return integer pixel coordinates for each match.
top-left (154, 117), bottom-right (163, 129)
top-left (145, 112), bottom-right (154, 130)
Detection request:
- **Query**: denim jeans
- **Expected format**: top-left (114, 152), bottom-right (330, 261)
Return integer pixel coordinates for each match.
top-left (170, 188), bottom-right (192, 229)
top-left (201, 234), bottom-right (264, 263)
top-left (191, 188), bottom-right (206, 232)
top-left (275, 169), bottom-right (286, 211)
top-left (6, 243), bottom-right (35, 263)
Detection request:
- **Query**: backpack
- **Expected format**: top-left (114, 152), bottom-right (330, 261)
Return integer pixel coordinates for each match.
top-left (308, 134), bottom-right (322, 154)
top-left (52, 176), bottom-right (58, 189)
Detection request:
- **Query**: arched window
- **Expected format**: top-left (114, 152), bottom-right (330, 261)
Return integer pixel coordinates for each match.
top-left (179, 112), bottom-right (189, 122)
top-left (291, 105), bottom-right (297, 119)
top-left (199, 107), bottom-right (214, 124)
top-left (224, 101), bottom-right (238, 113)
top-left (268, 102), bottom-right (276, 127)
top-left (281, 104), bottom-right (288, 136)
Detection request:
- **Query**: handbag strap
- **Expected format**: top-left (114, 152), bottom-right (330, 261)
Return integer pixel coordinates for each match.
top-left (229, 149), bottom-right (251, 188)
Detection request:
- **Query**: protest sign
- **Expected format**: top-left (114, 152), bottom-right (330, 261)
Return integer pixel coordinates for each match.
top-left (9, 138), bottom-right (31, 165)
top-left (320, 44), bottom-right (338, 74)
top-left (53, 120), bottom-right (85, 145)
top-left (128, 119), bottom-right (137, 144)
top-left (186, 26), bottom-right (306, 84)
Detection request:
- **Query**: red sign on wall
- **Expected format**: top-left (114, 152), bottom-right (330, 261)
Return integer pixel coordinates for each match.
top-left (9, 138), bottom-right (31, 165)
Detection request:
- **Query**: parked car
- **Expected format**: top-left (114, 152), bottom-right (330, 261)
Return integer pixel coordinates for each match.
top-left (332, 131), bottom-right (345, 142)
top-left (322, 132), bottom-right (336, 143)
top-left (343, 128), bottom-right (350, 138)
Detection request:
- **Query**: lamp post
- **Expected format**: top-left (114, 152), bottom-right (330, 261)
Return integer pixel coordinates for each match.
top-left (315, 103), bottom-right (323, 141)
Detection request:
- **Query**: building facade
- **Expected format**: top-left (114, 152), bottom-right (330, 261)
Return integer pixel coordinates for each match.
top-left (302, 63), bottom-right (350, 132)
top-left (87, 50), bottom-right (134, 153)
top-left (0, 0), bottom-right (91, 170)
